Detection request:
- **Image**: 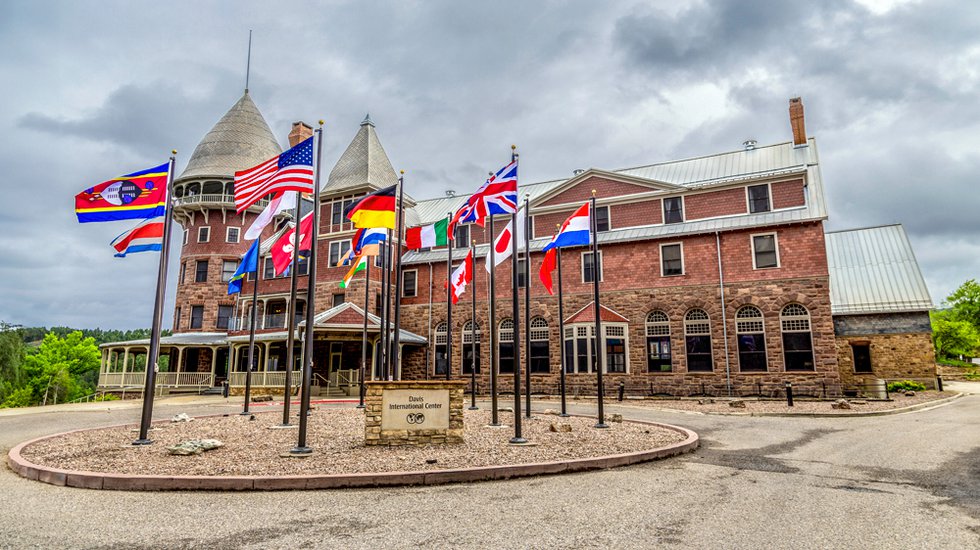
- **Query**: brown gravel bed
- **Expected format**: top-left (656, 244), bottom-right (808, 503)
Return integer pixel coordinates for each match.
top-left (18, 409), bottom-right (685, 477)
top-left (596, 390), bottom-right (954, 414)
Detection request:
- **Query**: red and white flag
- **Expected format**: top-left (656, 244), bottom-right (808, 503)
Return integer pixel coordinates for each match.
top-left (234, 137), bottom-right (315, 213)
top-left (448, 249), bottom-right (473, 304)
top-left (270, 211), bottom-right (313, 276)
top-left (485, 204), bottom-right (525, 272)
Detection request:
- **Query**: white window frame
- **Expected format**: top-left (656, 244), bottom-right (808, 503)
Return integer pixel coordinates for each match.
top-left (594, 205), bottom-right (611, 232)
top-left (662, 196), bottom-right (684, 224)
top-left (746, 183), bottom-right (772, 214)
top-left (183, 229), bottom-right (188, 245)
top-left (329, 239), bottom-right (353, 267)
top-left (402, 269), bottom-right (418, 297)
top-left (226, 226), bottom-right (240, 243)
top-left (220, 259), bottom-right (238, 282)
top-left (735, 305), bottom-right (767, 372)
top-left (660, 242), bottom-right (684, 277)
top-left (581, 250), bottom-right (603, 283)
top-left (198, 226), bottom-right (210, 243)
top-left (751, 232), bottom-right (780, 269)
top-left (562, 322), bottom-right (629, 374)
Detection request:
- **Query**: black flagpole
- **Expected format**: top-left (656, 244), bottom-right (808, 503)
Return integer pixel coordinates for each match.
top-left (291, 121), bottom-right (323, 455)
top-left (468, 239), bottom-right (478, 410)
top-left (358, 260), bottom-right (370, 408)
top-left (557, 242), bottom-right (568, 417)
top-left (509, 148), bottom-right (525, 444)
top-left (591, 191), bottom-right (608, 428)
top-left (523, 194), bottom-right (531, 419)
top-left (391, 171), bottom-right (405, 381)
top-left (133, 151), bottom-right (177, 445)
top-left (280, 191), bottom-right (303, 425)
top-left (381, 229), bottom-right (392, 379)
top-left (241, 262), bottom-right (259, 415)
top-left (488, 198), bottom-right (499, 426)
top-left (446, 212), bottom-right (453, 381)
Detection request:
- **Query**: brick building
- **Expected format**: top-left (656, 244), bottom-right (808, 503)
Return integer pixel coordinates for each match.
top-left (97, 95), bottom-right (936, 397)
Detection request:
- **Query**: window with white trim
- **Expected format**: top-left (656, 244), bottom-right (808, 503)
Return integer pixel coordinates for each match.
top-left (498, 319), bottom-right (514, 374)
top-left (221, 260), bottom-right (238, 282)
top-left (529, 317), bottom-right (550, 373)
top-left (736, 306), bottom-right (767, 372)
top-left (434, 322), bottom-right (449, 376)
top-left (226, 227), bottom-right (240, 243)
top-left (781, 304), bottom-right (815, 371)
top-left (661, 243), bottom-right (683, 276)
top-left (183, 229), bottom-right (188, 245)
top-left (195, 260), bottom-right (208, 283)
top-left (329, 240), bottom-right (352, 267)
top-left (582, 251), bottom-right (603, 283)
top-left (748, 184), bottom-right (771, 213)
top-left (516, 255), bottom-right (527, 288)
top-left (752, 233), bottom-right (779, 269)
top-left (198, 226), bottom-right (210, 243)
top-left (402, 270), bottom-right (417, 297)
top-left (663, 197), bottom-right (683, 224)
top-left (595, 205), bottom-right (610, 232)
top-left (453, 224), bottom-right (470, 249)
top-left (216, 305), bottom-right (233, 329)
top-left (646, 311), bottom-right (672, 372)
top-left (461, 320), bottom-right (481, 374)
top-left (562, 323), bottom-right (629, 373)
top-left (684, 309), bottom-right (713, 372)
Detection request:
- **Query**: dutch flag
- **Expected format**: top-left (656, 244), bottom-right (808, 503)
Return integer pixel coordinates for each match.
top-left (111, 217), bottom-right (164, 258)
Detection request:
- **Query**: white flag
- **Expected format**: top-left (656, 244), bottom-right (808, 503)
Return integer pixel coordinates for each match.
top-left (244, 191), bottom-right (297, 241)
top-left (485, 205), bottom-right (526, 272)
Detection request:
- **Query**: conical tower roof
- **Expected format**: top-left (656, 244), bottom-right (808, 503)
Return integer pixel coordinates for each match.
top-left (178, 92), bottom-right (282, 181)
top-left (324, 114), bottom-right (399, 194)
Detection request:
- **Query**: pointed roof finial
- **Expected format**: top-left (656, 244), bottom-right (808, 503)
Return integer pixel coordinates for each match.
top-left (361, 113), bottom-right (374, 127)
top-left (244, 30), bottom-right (252, 94)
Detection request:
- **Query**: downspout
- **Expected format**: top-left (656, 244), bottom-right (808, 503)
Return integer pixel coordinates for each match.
top-left (716, 231), bottom-right (732, 396)
top-left (427, 261), bottom-right (433, 380)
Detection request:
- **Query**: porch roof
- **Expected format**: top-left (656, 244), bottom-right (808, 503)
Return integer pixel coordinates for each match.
top-left (99, 332), bottom-right (229, 349)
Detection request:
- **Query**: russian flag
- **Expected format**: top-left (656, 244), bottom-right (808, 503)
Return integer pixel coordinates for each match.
top-left (539, 201), bottom-right (591, 294)
top-left (111, 217), bottom-right (164, 257)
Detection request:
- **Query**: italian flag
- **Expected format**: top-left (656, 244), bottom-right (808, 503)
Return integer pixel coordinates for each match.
top-left (405, 217), bottom-right (449, 250)
top-left (339, 254), bottom-right (367, 289)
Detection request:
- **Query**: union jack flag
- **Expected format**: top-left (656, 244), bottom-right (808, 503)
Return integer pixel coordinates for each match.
top-left (450, 160), bottom-right (518, 233)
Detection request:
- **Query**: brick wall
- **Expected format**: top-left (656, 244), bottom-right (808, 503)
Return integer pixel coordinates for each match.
top-left (772, 179), bottom-right (806, 209)
top-left (685, 188), bottom-right (747, 220)
top-left (834, 312), bottom-right (932, 335)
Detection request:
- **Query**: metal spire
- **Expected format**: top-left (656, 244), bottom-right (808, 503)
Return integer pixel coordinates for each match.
top-left (245, 30), bottom-right (252, 93)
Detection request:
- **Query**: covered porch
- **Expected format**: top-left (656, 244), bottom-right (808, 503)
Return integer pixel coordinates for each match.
top-left (98, 333), bottom-right (230, 393)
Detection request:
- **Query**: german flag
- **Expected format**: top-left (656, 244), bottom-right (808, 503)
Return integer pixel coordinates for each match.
top-left (344, 185), bottom-right (397, 229)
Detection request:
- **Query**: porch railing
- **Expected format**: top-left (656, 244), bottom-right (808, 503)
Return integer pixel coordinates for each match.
top-left (98, 372), bottom-right (214, 389)
top-left (228, 370), bottom-right (303, 388)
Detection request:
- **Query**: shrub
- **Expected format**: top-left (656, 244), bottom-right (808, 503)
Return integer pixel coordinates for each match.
top-left (887, 380), bottom-right (927, 392)
top-left (94, 393), bottom-right (120, 402)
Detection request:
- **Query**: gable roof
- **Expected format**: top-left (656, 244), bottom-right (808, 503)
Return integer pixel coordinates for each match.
top-left (826, 224), bottom-right (933, 315)
top-left (178, 92), bottom-right (282, 182)
top-left (301, 302), bottom-right (427, 344)
top-left (565, 303), bottom-right (630, 324)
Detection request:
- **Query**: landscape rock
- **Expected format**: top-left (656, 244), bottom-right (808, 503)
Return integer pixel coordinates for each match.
top-left (498, 407), bottom-right (514, 413)
top-left (167, 439), bottom-right (224, 456)
top-left (728, 400), bottom-right (746, 409)
top-left (549, 422), bottom-right (572, 433)
top-left (904, 391), bottom-right (916, 397)
top-left (832, 399), bottom-right (851, 410)
top-left (698, 399), bottom-right (715, 405)
top-left (170, 413), bottom-right (193, 423)
top-left (542, 409), bottom-right (559, 415)
top-left (251, 395), bottom-right (273, 402)
top-left (610, 414), bottom-right (623, 423)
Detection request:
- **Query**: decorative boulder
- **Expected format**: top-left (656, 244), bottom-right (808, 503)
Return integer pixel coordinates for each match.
top-left (170, 413), bottom-right (193, 423)
top-left (728, 400), bottom-right (747, 409)
top-left (167, 439), bottom-right (224, 456)
top-left (904, 391), bottom-right (916, 397)
top-left (542, 409), bottom-right (559, 416)
top-left (251, 395), bottom-right (273, 402)
top-left (549, 422), bottom-right (573, 433)
top-left (610, 414), bottom-right (623, 423)
top-left (832, 399), bottom-right (851, 410)
top-left (698, 398), bottom-right (715, 405)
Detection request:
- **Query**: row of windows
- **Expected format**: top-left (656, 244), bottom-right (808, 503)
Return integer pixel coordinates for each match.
top-left (184, 226), bottom-right (241, 245)
top-left (175, 305), bottom-right (233, 330)
top-left (426, 304), bottom-right (815, 375)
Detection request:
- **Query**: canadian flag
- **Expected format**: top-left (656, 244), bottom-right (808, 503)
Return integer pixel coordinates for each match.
top-left (448, 249), bottom-right (474, 304)
top-left (270, 211), bottom-right (314, 276)
top-left (485, 205), bottom-right (526, 272)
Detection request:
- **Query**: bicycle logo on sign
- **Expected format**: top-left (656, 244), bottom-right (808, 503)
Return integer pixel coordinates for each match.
top-left (406, 413), bottom-right (425, 425)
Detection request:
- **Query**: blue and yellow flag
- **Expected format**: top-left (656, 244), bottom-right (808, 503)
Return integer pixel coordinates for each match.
top-left (228, 240), bottom-right (260, 295)
top-left (75, 163), bottom-right (169, 223)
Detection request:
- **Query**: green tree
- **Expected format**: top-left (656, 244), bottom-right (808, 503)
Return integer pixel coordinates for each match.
top-left (946, 279), bottom-right (980, 329)
top-left (20, 331), bottom-right (100, 406)
top-left (0, 322), bottom-right (26, 402)
top-left (931, 310), bottom-right (980, 360)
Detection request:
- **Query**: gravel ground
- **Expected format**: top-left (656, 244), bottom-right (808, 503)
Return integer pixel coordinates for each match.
top-left (19, 409), bottom-right (685, 477)
top-left (589, 390), bottom-right (953, 414)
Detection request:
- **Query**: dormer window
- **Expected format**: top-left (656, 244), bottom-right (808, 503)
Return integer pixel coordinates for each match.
top-left (748, 184), bottom-right (771, 213)
top-left (663, 197), bottom-right (683, 224)
top-left (595, 206), bottom-right (610, 232)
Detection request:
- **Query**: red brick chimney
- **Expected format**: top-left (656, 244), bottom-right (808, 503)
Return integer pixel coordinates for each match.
top-left (789, 97), bottom-right (807, 147)
top-left (288, 121), bottom-right (314, 147)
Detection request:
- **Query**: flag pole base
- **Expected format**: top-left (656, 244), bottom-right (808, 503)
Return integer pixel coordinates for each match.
top-left (131, 439), bottom-right (153, 446)
top-left (508, 438), bottom-right (536, 446)
top-left (287, 447), bottom-right (313, 457)
top-left (467, 405), bottom-right (479, 410)
top-left (594, 422), bottom-right (610, 429)
top-left (558, 414), bottom-right (571, 418)
top-left (355, 404), bottom-right (365, 409)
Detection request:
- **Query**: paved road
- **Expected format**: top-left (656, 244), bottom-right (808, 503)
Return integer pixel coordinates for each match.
top-left (1, 389), bottom-right (978, 549)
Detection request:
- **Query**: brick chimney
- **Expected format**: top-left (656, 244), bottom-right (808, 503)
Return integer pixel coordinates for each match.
top-left (789, 97), bottom-right (807, 147)
top-left (288, 121), bottom-right (314, 147)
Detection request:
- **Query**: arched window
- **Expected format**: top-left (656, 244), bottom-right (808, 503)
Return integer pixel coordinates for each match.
top-left (434, 322), bottom-right (448, 376)
top-left (684, 309), bottom-right (713, 372)
top-left (736, 306), bottom-right (767, 372)
top-left (498, 319), bottom-right (514, 374)
top-left (186, 182), bottom-right (201, 196)
top-left (202, 180), bottom-right (223, 195)
top-left (461, 320), bottom-right (481, 374)
top-left (529, 317), bottom-right (550, 373)
top-left (646, 311), bottom-right (672, 372)
top-left (781, 304), bottom-right (815, 371)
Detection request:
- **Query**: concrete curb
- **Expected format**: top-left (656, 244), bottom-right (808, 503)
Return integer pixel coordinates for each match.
top-left (6, 417), bottom-right (698, 492)
top-left (616, 393), bottom-right (965, 418)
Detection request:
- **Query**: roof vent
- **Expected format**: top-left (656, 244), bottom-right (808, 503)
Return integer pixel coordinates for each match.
top-left (743, 139), bottom-right (757, 151)
top-left (445, 190), bottom-right (456, 197)
top-left (573, 169), bottom-right (585, 175)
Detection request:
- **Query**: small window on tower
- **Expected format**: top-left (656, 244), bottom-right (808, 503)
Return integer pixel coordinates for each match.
top-left (198, 226), bottom-right (210, 243)
top-left (226, 227), bottom-right (240, 243)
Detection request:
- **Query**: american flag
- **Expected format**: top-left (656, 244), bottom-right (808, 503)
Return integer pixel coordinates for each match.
top-left (234, 137), bottom-right (315, 213)
top-left (451, 159), bottom-right (518, 230)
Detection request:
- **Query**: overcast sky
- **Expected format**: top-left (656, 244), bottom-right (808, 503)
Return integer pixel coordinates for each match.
top-left (1, 0), bottom-right (977, 330)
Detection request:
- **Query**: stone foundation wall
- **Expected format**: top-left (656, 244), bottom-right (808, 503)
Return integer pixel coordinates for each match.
top-left (836, 333), bottom-right (936, 388)
top-left (364, 381), bottom-right (466, 446)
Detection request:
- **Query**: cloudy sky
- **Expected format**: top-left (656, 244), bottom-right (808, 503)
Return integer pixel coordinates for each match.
top-left (1, 0), bottom-right (977, 330)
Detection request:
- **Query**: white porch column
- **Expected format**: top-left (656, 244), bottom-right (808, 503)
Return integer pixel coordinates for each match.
top-left (175, 347), bottom-right (184, 373)
top-left (122, 347), bottom-right (130, 387)
top-left (262, 342), bottom-right (271, 371)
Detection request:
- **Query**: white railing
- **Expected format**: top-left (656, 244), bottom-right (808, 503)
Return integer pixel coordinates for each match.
top-left (174, 194), bottom-right (269, 208)
top-left (99, 371), bottom-right (213, 389)
top-left (100, 373), bottom-right (125, 387)
top-left (336, 370), bottom-right (360, 387)
top-left (228, 370), bottom-right (303, 388)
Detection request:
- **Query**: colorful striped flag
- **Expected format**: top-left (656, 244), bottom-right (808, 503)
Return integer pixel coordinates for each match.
top-left (344, 185), bottom-right (397, 229)
top-left (234, 137), bottom-right (315, 213)
top-left (406, 217), bottom-right (449, 250)
top-left (75, 163), bottom-right (169, 223)
top-left (339, 254), bottom-right (367, 289)
top-left (110, 217), bottom-right (164, 257)
top-left (339, 227), bottom-right (387, 265)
